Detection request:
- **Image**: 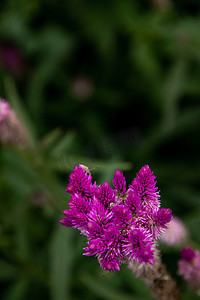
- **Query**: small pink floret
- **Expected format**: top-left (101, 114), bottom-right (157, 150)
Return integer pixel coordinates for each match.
top-left (0, 99), bottom-right (10, 122)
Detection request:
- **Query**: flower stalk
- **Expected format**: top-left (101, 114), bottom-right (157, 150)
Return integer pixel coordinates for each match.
top-left (129, 248), bottom-right (182, 300)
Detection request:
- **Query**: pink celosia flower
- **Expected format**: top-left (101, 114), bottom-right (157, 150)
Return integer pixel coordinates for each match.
top-left (0, 98), bottom-right (28, 148)
top-left (60, 164), bottom-right (172, 271)
top-left (178, 246), bottom-right (200, 293)
top-left (0, 99), bottom-right (10, 122)
top-left (160, 216), bottom-right (188, 246)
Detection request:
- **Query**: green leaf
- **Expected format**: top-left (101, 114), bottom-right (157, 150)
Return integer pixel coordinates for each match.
top-left (39, 128), bottom-right (62, 151)
top-left (4, 76), bottom-right (36, 147)
top-left (0, 259), bottom-right (18, 280)
top-left (50, 155), bottom-right (132, 173)
top-left (80, 272), bottom-right (144, 300)
top-left (4, 279), bottom-right (29, 300)
top-left (26, 27), bottom-right (73, 119)
top-left (173, 107), bottom-right (200, 134)
top-left (49, 225), bottom-right (75, 300)
top-left (50, 131), bottom-right (76, 157)
top-left (161, 60), bottom-right (187, 131)
top-left (131, 40), bottom-right (160, 79)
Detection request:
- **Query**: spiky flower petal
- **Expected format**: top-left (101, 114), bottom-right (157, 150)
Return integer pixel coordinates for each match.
top-left (151, 208), bottom-right (172, 239)
top-left (66, 165), bottom-right (96, 199)
top-left (123, 228), bottom-right (154, 264)
top-left (112, 205), bottom-right (132, 228)
top-left (95, 181), bottom-right (115, 207)
top-left (113, 169), bottom-right (126, 195)
top-left (130, 165), bottom-right (160, 211)
top-left (125, 190), bottom-right (142, 214)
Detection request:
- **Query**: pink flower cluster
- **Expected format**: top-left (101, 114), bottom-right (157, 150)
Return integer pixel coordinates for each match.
top-left (160, 216), bottom-right (188, 246)
top-left (178, 246), bottom-right (200, 292)
top-left (0, 98), bottom-right (28, 147)
top-left (0, 99), bottom-right (10, 122)
top-left (60, 165), bottom-right (172, 271)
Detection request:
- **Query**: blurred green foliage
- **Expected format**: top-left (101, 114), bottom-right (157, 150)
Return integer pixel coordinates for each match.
top-left (0, 0), bottom-right (200, 299)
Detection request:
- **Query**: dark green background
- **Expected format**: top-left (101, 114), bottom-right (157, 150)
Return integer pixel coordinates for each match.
top-left (0, 0), bottom-right (200, 299)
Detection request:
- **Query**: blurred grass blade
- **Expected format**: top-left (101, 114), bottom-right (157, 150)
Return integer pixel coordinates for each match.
top-left (50, 155), bottom-right (132, 172)
top-left (4, 76), bottom-right (36, 146)
top-left (39, 128), bottom-right (62, 151)
top-left (50, 225), bottom-right (74, 300)
top-left (0, 259), bottom-right (18, 280)
top-left (26, 27), bottom-right (73, 119)
top-left (80, 272), bottom-right (143, 300)
top-left (4, 280), bottom-right (29, 300)
top-left (50, 131), bottom-right (76, 157)
top-left (174, 107), bottom-right (200, 134)
top-left (162, 59), bottom-right (187, 131)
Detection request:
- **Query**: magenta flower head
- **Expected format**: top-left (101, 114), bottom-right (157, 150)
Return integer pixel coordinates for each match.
top-left (178, 246), bottom-right (200, 293)
top-left (60, 164), bottom-right (172, 271)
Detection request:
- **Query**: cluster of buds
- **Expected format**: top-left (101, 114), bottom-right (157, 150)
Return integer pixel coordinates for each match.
top-left (60, 164), bottom-right (172, 271)
top-left (0, 99), bottom-right (28, 148)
